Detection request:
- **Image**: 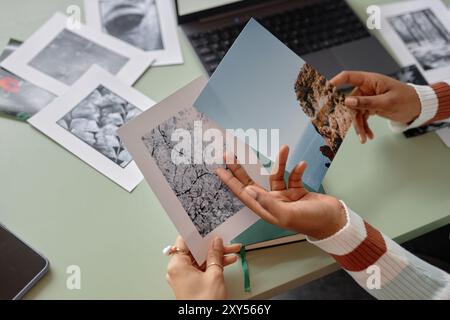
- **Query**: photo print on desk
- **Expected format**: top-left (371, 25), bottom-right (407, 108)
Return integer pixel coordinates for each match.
top-left (141, 106), bottom-right (244, 237)
top-left (28, 66), bottom-right (155, 192)
top-left (57, 85), bottom-right (141, 168)
top-left (85, 0), bottom-right (183, 66)
top-left (379, 0), bottom-right (450, 83)
top-left (1, 12), bottom-right (154, 95)
top-left (0, 39), bottom-right (55, 120)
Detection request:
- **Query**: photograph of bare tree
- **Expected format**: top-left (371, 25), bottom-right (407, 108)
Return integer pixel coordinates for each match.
top-left (141, 107), bottom-right (243, 237)
top-left (388, 9), bottom-right (450, 71)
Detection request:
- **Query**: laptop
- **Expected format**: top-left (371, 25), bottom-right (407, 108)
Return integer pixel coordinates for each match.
top-left (175, 0), bottom-right (399, 78)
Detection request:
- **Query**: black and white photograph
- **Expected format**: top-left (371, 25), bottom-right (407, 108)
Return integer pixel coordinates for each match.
top-left (379, 0), bottom-right (450, 83)
top-left (99, 0), bottom-right (163, 51)
top-left (28, 66), bottom-right (155, 192)
top-left (0, 13), bottom-right (153, 95)
top-left (0, 39), bottom-right (55, 120)
top-left (29, 29), bottom-right (129, 86)
top-left (85, 0), bottom-right (183, 66)
top-left (141, 106), bottom-right (244, 237)
top-left (118, 77), bottom-right (262, 264)
top-left (57, 85), bottom-right (141, 168)
top-left (388, 9), bottom-right (450, 71)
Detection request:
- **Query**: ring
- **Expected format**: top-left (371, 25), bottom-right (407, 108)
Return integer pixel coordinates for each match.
top-left (162, 245), bottom-right (187, 256)
top-left (206, 262), bottom-right (224, 271)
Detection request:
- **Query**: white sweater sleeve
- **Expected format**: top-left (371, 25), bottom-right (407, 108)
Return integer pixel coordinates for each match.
top-left (307, 201), bottom-right (450, 300)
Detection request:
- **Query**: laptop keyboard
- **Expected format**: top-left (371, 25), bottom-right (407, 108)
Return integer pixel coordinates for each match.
top-left (188, 0), bottom-right (370, 75)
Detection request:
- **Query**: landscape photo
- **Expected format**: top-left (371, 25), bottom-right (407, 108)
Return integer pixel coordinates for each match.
top-left (388, 9), bottom-right (450, 71)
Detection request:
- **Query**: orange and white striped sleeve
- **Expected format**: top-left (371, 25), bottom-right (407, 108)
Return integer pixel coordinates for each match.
top-left (390, 80), bottom-right (450, 132)
top-left (307, 201), bottom-right (450, 300)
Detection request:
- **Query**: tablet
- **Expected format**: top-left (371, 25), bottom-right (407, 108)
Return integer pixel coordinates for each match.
top-left (0, 223), bottom-right (49, 300)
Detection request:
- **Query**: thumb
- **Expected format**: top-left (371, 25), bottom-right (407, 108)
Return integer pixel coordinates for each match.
top-left (206, 237), bottom-right (224, 276)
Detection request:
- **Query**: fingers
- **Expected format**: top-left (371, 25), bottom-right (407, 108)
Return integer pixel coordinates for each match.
top-left (287, 161), bottom-right (307, 189)
top-left (330, 71), bottom-right (369, 88)
top-left (270, 145), bottom-right (289, 191)
top-left (223, 255), bottom-right (238, 267)
top-left (363, 112), bottom-right (374, 140)
top-left (223, 243), bottom-right (241, 254)
top-left (223, 153), bottom-right (256, 187)
top-left (354, 112), bottom-right (367, 144)
top-left (206, 237), bottom-right (225, 277)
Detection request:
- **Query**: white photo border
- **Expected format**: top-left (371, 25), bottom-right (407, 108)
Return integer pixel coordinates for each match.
top-left (379, 0), bottom-right (450, 83)
top-left (28, 66), bottom-right (155, 192)
top-left (118, 76), bottom-right (264, 264)
top-left (84, 0), bottom-right (183, 66)
top-left (0, 12), bottom-right (154, 96)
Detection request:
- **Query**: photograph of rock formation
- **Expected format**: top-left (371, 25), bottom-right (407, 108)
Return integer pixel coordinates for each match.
top-left (295, 63), bottom-right (353, 161)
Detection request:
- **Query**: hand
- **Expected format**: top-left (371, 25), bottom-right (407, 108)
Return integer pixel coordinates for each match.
top-left (166, 236), bottom-right (241, 300)
top-left (216, 145), bottom-right (347, 240)
top-left (330, 71), bottom-right (421, 144)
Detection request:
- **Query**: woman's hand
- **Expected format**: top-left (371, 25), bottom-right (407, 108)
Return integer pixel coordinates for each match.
top-left (166, 236), bottom-right (240, 300)
top-left (216, 145), bottom-right (347, 240)
top-left (330, 71), bottom-right (421, 144)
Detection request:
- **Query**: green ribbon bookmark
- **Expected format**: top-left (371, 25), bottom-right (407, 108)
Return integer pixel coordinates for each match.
top-left (239, 246), bottom-right (251, 292)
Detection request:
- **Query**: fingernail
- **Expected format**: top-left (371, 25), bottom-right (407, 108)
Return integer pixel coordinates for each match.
top-left (345, 97), bottom-right (358, 107)
top-left (245, 187), bottom-right (258, 199)
top-left (359, 135), bottom-right (366, 144)
top-left (213, 237), bottom-right (223, 250)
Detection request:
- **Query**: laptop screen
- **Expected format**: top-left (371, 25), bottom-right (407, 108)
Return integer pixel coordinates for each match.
top-left (177, 0), bottom-right (244, 16)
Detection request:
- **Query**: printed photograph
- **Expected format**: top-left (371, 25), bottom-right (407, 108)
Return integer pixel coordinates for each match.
top-left (389, 64), bottom-right (428, 85)
top-left (57, 85), bottom-right (141, 168)
top-left (0, 39), bottom-right (55, 120)
top-left (388, 9), bottom-right (450, 71)
top-left (295, 63), bottom-right (353, 163)
top-left (404, 122), bottom-right (450, 138)
top-left (99, 0), bottom-right (164, 51)
top-left (141, 106), bottom-right (244, 237)
top-left (28, 29), bottom-right (129, 85)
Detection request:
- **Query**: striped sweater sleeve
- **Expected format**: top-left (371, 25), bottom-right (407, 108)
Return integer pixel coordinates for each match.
top-left (307, 201), bottom-right (450, 300)
top-left (390, 80), bottom-right (450, 132)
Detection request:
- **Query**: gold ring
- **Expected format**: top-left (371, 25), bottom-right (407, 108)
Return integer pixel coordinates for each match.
top-left (207, 262), bottom-right (224, 271)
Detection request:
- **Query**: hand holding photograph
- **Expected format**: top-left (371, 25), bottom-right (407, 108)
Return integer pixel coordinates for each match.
top-left (28, 66), bottom-right (155, 192)
top-left (379, 0), bottom-right (450, 83)
top-left (0, 12), bottom-right (154, 95)
top-left (84, 0), bottom-right (183, 66)
top-left (194, 19), bottom-right (354, 191)
top-left (118, 77), bottom-right (267, 264)
top-left (0, 39), bottom-right (55, 120)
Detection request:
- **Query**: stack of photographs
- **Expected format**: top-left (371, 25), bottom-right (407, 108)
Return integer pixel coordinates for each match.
top-left (0, 12), bottom-right (158, 190)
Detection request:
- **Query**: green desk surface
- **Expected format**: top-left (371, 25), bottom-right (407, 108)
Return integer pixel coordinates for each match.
top-left (0, 0), bottom-right (449, 299)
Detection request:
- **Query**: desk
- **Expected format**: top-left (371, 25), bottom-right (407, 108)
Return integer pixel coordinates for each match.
top-left (0, 0), bottom-right (449, 299)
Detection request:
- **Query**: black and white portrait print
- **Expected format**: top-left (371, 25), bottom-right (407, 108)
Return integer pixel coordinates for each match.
top-left (57, 85), bottom-right (141, 168)
top-left (141, 107), bottom-right (243, 237)
top-left (99, 0), bottom-right (164, 51)
top-left (388, 9), bottom-right (450, 71)
top-left (28, 29), bottom-right (129, 85)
